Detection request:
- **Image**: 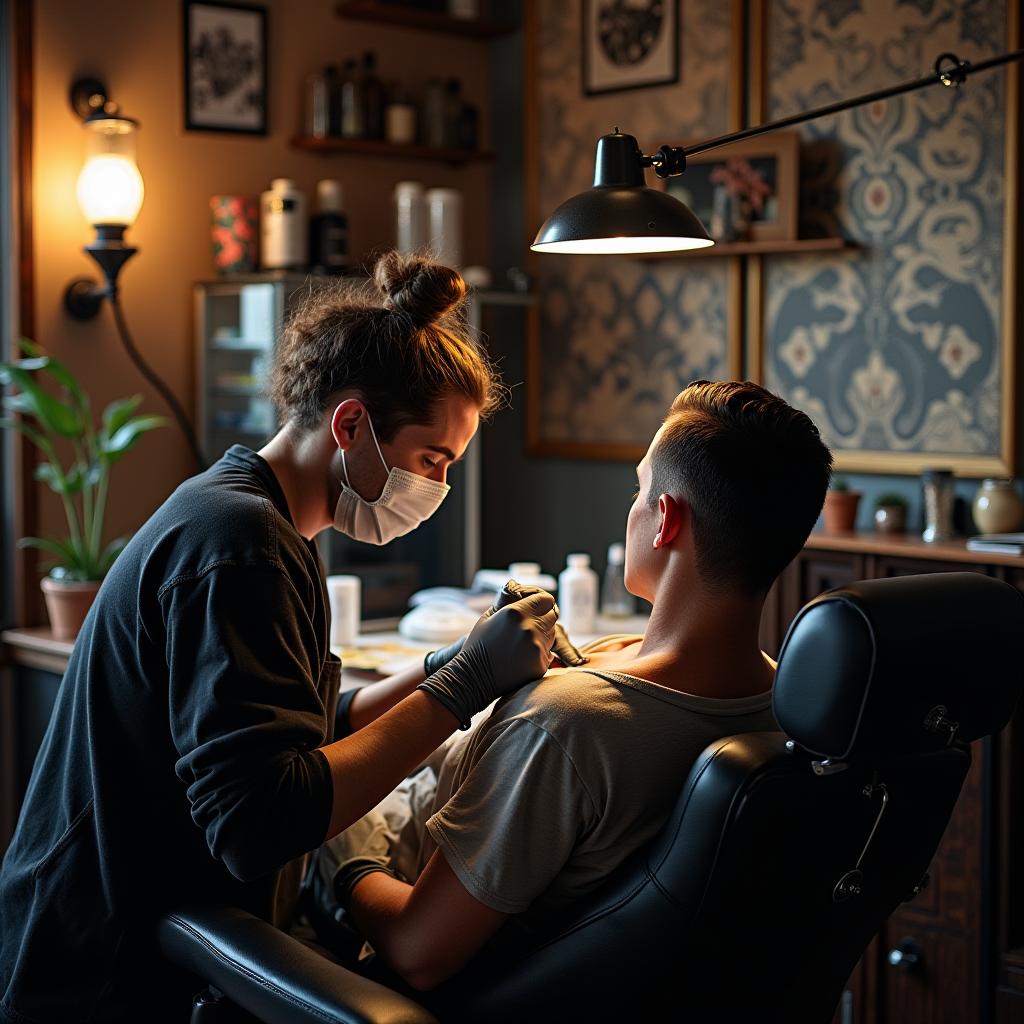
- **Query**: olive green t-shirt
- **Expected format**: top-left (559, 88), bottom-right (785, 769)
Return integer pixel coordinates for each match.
top-left (425, 666), bottom-right (777, 926)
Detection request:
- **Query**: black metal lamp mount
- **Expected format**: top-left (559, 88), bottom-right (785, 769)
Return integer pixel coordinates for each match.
top-left (532, 50), bottom-right (1024, 255)
top-left (64, 77), bottom-right (144, 320)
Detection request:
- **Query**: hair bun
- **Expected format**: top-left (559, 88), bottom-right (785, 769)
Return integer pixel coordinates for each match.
top-left (374, 251), bottom-right (467, 326)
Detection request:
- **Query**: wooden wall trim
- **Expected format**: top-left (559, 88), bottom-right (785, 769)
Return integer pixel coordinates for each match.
top-left (11, 0), bottom-right (35, 626)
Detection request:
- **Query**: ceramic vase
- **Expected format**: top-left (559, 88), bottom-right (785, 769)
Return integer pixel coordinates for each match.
top-left (873, 505), bottom-right (906, 535)
top-left (972, 478), bottom-right (1023, 534)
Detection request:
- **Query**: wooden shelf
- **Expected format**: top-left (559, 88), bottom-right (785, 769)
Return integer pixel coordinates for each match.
top-left (805, 529), bottom-right (1024, 567)
top-left (290, 135), bottom-right (493, 165)
top-left (2, 627), bottom-right (74, 673)
top-left (638, 237), bottom-right (852, 260)
top-left (335, 1), bottom-right (516, 38)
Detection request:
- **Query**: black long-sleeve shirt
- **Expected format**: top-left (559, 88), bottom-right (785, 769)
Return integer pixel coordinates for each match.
top-left (0, 446), bottom-right (339, 1023)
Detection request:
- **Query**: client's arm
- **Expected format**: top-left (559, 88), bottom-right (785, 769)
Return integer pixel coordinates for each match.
top-left (347, 852), bottom-right (508, 991)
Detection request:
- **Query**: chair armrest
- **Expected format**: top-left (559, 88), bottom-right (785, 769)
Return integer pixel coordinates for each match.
top-left (157, 905), bottom-right (438, 1024)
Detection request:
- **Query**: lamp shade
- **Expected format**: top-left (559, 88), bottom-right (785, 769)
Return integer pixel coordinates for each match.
top-left (531, 130), bottom-right (713, 255)
top-left (76, 114), bottom-right (144, 227)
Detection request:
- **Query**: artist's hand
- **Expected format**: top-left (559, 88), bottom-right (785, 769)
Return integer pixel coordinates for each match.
top-left (418, 588), bottom-right (559, 728)
top-left (423, 580), bottom-right (588, 677)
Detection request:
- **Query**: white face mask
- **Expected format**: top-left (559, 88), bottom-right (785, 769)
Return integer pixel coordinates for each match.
top-left (333, 412), bottom-right (450, 545)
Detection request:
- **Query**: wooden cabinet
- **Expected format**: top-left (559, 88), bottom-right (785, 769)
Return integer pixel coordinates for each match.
top-left (777, 533), bottom-right (1024, 1024)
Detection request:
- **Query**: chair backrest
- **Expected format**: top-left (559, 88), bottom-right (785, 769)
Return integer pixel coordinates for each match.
top-left (431, 573), bottom-right (1024, 1023)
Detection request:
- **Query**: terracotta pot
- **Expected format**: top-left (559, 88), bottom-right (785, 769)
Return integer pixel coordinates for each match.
top-left (40, 577), bottom-right (100, 641)
top-left (823, 490), bottom-right (862, 533)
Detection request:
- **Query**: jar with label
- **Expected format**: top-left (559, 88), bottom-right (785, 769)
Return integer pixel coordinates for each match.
top-left (425, 187), bottom-right (462, 267)
top-left (260, 178), bottom-right (307, 270)
top-left (394, 181), bottom-right (426, 255)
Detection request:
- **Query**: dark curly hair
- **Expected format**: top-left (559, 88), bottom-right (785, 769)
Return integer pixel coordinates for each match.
top-left (269, 251), bottom-right (506, 441)
top-left (649, 380), bottom-right (833, 595)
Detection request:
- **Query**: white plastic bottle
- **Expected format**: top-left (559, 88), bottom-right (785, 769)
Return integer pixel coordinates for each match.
top-left (558, 553), bottom-right (598, 637)
top-left (260, 178), bottom-right (307, 270)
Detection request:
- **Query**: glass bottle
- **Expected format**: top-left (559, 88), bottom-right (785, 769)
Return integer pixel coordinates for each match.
top-left (340, 59), bottom-right (364, 139)
top-left (303, 71), bottom-right (329, 139)
top-left (422, 79), bottom-right (446, 148)
top-left (601, 542), bottom-right (634, 618)
top-left (443, 78), bottom-right (463, 149)
top-left (361, 51), bottom-right (386, 140)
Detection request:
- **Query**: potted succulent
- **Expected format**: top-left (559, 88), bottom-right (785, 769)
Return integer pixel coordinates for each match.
top-left (822, 479), bottom-right (862, 533)
top-left (0, 340), bottom-right (165, 639)
top-left (874, 492), bottom-right (908, 535)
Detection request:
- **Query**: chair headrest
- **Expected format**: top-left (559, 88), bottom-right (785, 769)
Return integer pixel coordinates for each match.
top-left (773, 572), bottom-right (1024, 759)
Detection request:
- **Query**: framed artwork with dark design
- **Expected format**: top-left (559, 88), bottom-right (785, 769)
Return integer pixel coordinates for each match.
top-left (184, 1), bottom-right (268, 135)
top-left (582, 0), bottom-right (680, 96)
top-left (661, 133), bottom-right (799, 243)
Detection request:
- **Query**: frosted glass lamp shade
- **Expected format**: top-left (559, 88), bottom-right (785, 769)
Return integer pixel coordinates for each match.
top-left (76, 115), bottom-right (144, 227)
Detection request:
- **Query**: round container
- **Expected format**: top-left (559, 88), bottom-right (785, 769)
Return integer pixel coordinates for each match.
top-left (260, 178), bottom-right (307, 270)
top-left (873, 505), bottom-right (906, 535)
top-left (210, 194), bottom-right (258, 274)
top-left (394, 180), bottom-right (427, 255)
top-left (426, 187), bottom-right (462, 267)
top-left (386, 101), bottom-right (417, 144)
top-left (972, 478), bottom-right (1023, 534)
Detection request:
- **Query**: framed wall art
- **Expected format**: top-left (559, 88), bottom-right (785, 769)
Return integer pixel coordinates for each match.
top-left (582, 0), bottom-right (680, 96)
top-left (749, 0), bottom-right (1019, 476)
top-left (661, 133), bottom-right (799, 243)
top-left (184, 1), bottom-right (268, 135)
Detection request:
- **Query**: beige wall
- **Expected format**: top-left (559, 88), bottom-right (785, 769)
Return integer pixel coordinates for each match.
top-left (30, 0), bottom-right (492, 559)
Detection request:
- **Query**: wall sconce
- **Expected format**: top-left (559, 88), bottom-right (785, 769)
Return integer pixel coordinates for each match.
top-left (64, 78), bottom-right (144, 320)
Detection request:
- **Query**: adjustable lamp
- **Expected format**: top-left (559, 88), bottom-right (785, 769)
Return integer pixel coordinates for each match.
top-left (64, 78), bottom-right (144, 319)
top-left (532, 51), bottom-right (1024, 256)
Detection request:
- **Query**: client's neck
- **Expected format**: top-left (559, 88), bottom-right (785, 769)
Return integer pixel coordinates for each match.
top-left (630, 572), bottom-right (772, 699)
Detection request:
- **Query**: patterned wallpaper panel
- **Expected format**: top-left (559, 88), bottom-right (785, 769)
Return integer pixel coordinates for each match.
top-left (762, 0), bottom-right (1014, 471)
top-left (531, 0), bottom-right (741, 454)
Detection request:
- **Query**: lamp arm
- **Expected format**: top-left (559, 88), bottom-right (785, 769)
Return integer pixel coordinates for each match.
top-left (647, 49), bottom-right (1024, 175)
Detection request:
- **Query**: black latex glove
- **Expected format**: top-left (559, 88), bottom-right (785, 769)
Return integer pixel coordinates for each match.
top-left (423, 580), bottom-right (588, 677)
top-left (418, 589), bottom-right (559, 728)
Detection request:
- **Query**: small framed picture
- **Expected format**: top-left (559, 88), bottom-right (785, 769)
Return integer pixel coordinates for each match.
top-left (661, 133), bottom-right (799, 242)
top-left (582, 0), bottom-right (680, 96)
top-left (184, 1), bottom-right (268, 135)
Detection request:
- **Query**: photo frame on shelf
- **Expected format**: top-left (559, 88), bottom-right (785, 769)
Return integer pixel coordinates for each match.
top-left (184, 1), bottom-right (268, 135)
top-left (582, 0), bottom-right (680, 96)
top-left (660, 133), bottom-right (799, 243)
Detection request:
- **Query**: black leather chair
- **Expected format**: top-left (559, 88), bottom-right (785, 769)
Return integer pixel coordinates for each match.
top-left (158, 572), bottom-right (1024, 1023)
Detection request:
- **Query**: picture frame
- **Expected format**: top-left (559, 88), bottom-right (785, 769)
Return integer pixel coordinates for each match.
top-left (582, 0), bottom-right (680, 96)
top-left (660, 133), bottom-right (799, 243)
top-left (184, 1), bottom-right (268, 135)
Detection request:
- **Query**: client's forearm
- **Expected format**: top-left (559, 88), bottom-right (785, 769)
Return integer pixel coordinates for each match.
top-left (347, 662), bottom-right (426, 732)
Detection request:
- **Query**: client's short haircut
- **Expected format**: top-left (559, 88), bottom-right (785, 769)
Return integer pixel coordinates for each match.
top-left (649, 381), bottom-right (833, 595)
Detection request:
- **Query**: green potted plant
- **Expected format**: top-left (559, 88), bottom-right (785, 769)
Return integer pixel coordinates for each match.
top-left (873, 492), bottom-right (908, 535)
top-left (823, 478), bottom-right (862, 533)
top-left (0, 339), bottom-right (165, 639)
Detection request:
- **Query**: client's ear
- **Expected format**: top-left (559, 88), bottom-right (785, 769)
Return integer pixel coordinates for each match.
top-left (653, 494), bottom-right (686, 549)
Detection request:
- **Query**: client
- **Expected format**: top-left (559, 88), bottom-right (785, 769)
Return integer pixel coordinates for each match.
top-left (314, 380), bottom-right (833, 991)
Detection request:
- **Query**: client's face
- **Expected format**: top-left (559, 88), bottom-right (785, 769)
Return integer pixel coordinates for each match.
top-left (623, 429), bottom-right (662, 602)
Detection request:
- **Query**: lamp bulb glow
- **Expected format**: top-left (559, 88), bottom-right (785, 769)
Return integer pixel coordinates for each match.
top-left (76, 153), bottom-right (144, 227)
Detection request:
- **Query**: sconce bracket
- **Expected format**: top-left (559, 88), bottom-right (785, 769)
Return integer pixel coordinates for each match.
top-left (64, 277), bottom-right (105, 320)
top-left (70, 77), bottom-right (109, 120)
